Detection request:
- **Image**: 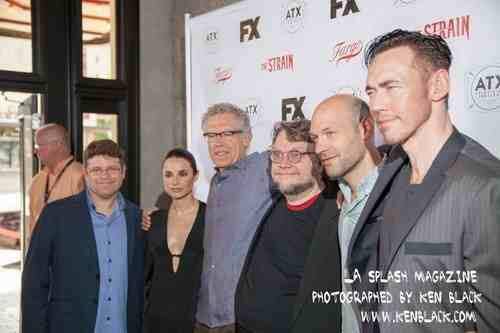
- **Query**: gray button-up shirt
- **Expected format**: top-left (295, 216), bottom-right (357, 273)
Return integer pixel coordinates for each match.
top-left (339, 166), bottom-right (379, 333)
top-left (196, 152), bottom-right (275, 327)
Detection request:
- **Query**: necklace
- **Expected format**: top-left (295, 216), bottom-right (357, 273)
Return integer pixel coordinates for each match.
top-left (171, 201), bottom-right (198, 216)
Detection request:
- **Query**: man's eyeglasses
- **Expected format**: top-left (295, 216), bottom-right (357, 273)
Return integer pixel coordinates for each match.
top-left (34, 139), bottom-right (62, 149)
top-left (270, 150), bottom-right (315, 164)
top-left (87, 166), bottom-right (122, 177)
top-left (203, 130), bottom-right (244, 140)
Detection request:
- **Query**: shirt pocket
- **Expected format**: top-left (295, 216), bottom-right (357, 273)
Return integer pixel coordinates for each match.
top-left (404, 241), bottom-right (452, 256)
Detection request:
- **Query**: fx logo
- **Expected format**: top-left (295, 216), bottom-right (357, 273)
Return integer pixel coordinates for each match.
top-left (240, 17), bottom-right (261, 42)
top-left (282, 97), bottom-right (306, 121)
top-left (331, 0), bottom-right (360, 19)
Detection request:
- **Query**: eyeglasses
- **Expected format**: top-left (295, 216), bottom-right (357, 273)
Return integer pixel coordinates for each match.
top-left (270, 150), bottom-right (315, 164)
top-left (203, 130), bottom-right (244, 140)
top-left (87, 166), bottom-right (122, 177)
top-left (34, 140), bottom-right (62, 149)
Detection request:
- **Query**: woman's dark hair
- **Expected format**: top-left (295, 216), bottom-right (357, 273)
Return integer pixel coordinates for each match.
top-left (162, 148), bottom-right (198, 174)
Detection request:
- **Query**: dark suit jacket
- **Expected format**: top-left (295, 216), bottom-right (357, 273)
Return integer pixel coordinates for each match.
top-left (290, 183), bottom-right (342, 333)
top-left (349, 129), bottom-right (500, 333)
top-left (235, 182), bottom-right (341, 333)
top-left (21, 191), bottom-right (145, 333)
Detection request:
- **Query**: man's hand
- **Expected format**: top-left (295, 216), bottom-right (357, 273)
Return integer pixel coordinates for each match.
top-left (141, 209), bottom-right (156, 231)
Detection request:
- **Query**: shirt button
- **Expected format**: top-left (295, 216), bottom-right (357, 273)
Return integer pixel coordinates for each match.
top-left (211, 264), bottom-right (215, 269)
top-left (107, 241), bottom-right (111, 245)
top-left (106, 317), bottom-right (110, 321)
top-left (108, 278), bottom-right (112, 283)
top-left (108, 297), bottom-right (111, 301)
top-left (108, 258), bottom-right (112, 263)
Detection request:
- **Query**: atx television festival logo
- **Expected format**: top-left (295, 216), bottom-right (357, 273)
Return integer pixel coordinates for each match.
top-left (330, 0), bottom-right (360, 20)
top-left (281, 0), bottom-right (306, 33)
top-left (329, 40), bottom-right (363, 65)
top-left (214, 66), bottom-right (232, 84)
top-left (467, 65), bottom-right (500, 112)
top-left (282, 97), bottom-right (306, 121)
top-left (421, 15), bottom-right (470, 40)
top-left (261, 53), bottom-right (295, 73)
top-left (204, 27), bottom-right (220, 54)
top-left (242, 98), bottom-right (264, 127)
top-left (240, 16), bottom-right (261, 43)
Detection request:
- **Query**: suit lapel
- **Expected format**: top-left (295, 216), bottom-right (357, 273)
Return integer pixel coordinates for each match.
top-left (76, 191), bottom-right (100, 272)
top-left (382, 129), bottom-right (465, 273)
top-left (124, 202), bottom-right (136, 270)
top-left (292, 196), bottom-right (340, 323)
top-left (348, 150), bottom-right (406, 259)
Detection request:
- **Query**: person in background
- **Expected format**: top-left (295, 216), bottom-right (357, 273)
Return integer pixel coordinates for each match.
top-left (144, 148), bottom-right (205, 333)
top-left (29, 123), bottom-right (85, 231)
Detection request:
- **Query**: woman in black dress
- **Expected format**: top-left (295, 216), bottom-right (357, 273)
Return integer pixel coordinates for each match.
top-left (144, 148), bottom-right (205, 333)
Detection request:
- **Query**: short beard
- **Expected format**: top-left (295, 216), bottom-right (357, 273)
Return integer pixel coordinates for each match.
top-left (279, 180), bottom-right (315, 197)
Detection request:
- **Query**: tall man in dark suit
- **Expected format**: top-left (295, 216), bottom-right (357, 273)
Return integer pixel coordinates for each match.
top-left (21, 139), bottom-right (145, 333)
top-left (350, 29), bottom-right (500, 332)
top-left (235, 120), bottom-right (341, 333)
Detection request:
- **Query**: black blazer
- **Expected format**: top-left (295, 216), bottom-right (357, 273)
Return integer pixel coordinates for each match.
top-left (290, 183), bottom-right (342, 333)
top-left (21, 191), bottom-right (145, 333)
top-left (235, 182), bottom-right (342, 333)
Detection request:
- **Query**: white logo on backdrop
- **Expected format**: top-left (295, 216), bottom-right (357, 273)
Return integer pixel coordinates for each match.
top-left (467, 65), bottom-right (500, 112)
top-left (204, 27), bottom-right (220, 54)
top-left (281, 0), bottom-right (307, 33)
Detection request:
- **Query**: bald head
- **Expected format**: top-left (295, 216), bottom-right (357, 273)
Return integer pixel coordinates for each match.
top-left (314, 94), bottom-right (370, 128)
top-left (35, 123), bottom-right (71, 166)
top-left (311, 94), bottom-right (378, 183)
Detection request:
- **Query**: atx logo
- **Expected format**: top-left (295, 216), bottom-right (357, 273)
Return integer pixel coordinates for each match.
top-left (241, 98), bottom-right (264, 127)
top-left (282, 97), bottom-right (306, 121)
top-left (330, 0), bottom-right (360, 19)
top-left (467, 65), bottom-right (500, 112)
top-left (240, 17), bottom-right (261, 43)
top-left (282, 0), bottom-right (306, 33)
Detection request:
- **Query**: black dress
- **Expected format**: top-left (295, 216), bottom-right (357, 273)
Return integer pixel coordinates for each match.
top-left (144, 202), bottom-right (205, 333)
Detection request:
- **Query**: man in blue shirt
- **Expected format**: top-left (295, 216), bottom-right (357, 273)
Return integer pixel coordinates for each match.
top-left (195, 103), bottom-right (275, 333)
top-left (22, 139), bottom-right (144, 333)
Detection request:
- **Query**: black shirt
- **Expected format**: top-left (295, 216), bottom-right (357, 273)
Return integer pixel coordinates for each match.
top-left (237, 194), bottom-right (325, 333)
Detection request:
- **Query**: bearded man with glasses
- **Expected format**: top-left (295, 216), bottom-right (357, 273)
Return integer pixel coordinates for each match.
top-left (235, 119), bottom-right (341, 333)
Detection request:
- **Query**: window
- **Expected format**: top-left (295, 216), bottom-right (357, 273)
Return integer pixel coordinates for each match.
top-left (0, 0), bottom-right (32, 73)
top-left (82, 112), bottom-right (118, 149)
top-left (82, 0), bottom-right (117, 79)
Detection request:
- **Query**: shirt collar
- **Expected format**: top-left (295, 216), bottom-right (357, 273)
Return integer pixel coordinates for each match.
top-left (43, 155), bottom-right (74, 176)
top-left (339, 165), bottom-right (380, 204)
top-left (85, 188), bottom-right (125, 215)
top-left (213, 151), bottom-right (260, 174)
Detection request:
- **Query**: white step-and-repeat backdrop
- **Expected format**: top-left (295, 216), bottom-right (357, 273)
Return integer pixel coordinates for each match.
top-left (186, 0), bottom-right (500, 200)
